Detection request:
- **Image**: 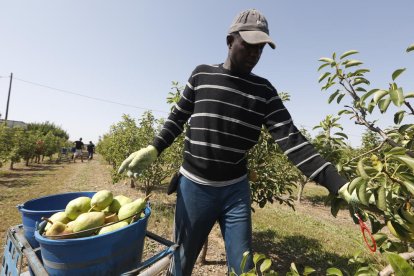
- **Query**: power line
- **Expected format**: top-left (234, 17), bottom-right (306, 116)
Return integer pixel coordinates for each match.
top-left (13, 76), bottom-right (169, 114)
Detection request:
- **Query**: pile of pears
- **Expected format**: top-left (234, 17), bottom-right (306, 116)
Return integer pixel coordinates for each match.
top-left (43, 190), bottom-right (148, 239)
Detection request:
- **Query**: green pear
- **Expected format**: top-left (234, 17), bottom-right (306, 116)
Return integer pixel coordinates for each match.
top-left (90, 190), bottom-right (113, 211)
top-left (65, 196), bottom-right (92, 220)
top-left (108, 195), bottom-right (132, 213)
top-left (65, 220), bottom-right (75, 233)
top-left (72, 211), bottom-right (105, 237)
top-left (118, 197), bottom-right (147, 223)
top-left (45, 220), bottom-right (66, 237)
top-left (104, 213), bottom-right (119, 224)
top-left (45, 211), bottom-right (71, 231)
top-left (98, 221), bottom-right (128, 235)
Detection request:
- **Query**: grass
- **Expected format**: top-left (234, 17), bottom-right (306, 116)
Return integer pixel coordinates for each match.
top-left (0, 158), bottom-right (385, 275)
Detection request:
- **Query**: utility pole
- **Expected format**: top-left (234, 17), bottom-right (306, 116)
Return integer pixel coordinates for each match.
top-left (5, 72), bottom-right (13, 121)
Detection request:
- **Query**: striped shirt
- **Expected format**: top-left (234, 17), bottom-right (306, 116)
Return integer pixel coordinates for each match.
top-left (153, 64), bottom-right (346, 194)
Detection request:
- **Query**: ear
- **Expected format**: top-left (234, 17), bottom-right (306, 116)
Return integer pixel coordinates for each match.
top-left (226, 35), bottom-right (234, 48)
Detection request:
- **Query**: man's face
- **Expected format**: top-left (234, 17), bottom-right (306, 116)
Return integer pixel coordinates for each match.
top-left (228, 33), bottom-right (265, 75)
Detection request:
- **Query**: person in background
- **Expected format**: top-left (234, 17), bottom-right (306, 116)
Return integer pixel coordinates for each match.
top-left (87, 141), bottom-right (95, 160)
top-left (118, 9), bottom-right (353, 275)
top-left (73, 138), bottom-right (84, 163)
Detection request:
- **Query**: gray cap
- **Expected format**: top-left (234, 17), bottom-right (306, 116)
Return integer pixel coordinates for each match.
top-left (228, 9), bottom-right (276, 49)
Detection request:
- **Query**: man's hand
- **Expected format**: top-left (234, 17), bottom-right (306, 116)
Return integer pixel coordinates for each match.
top-left (118, 145), bottom-right (158, 175)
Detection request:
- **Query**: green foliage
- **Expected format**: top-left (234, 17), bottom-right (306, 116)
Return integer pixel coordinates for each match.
top-left (318, 43), bottom-right (414, 273)
top-left (247, 128), bottom-right (300, 210)
top-left (27, 121), bottom-right (69, 140)
top-left (312, 115), bottom-right (348, 165)
top-left (230, 251), bottom-right (278, 276)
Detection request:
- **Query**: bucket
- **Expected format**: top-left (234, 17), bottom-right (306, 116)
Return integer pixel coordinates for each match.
top-left (17, 191), bottom-right (96, 248)
top-left (35, 207), bottom-right (150, 276)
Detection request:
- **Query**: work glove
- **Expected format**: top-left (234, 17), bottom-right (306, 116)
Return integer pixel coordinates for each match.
top-left (338, 182), bottom-right (360, 205)
top-left (118, 145), bottom-right (158, 175)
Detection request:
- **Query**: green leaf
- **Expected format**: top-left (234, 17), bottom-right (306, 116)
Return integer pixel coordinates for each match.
top-left (253, 253), bottom-right (265, 265)
top-left (328, 90), bottom-right (340, 103)
top-left (340, 50), bottom-right (359, 59)
top-left (289, 263), bottom-right (299, 274)
top-left (385, 147), bottom-right (407, 156)
top-left (386, 252), bottom-right (414, 276)
top-left (389, 88), bottom-right (404, 106)
top-left (406, 43), bottom-right (414, 53)
top-left (345, 60), bottom-right (363, 68)
top-left (338, 109), bottom-right (353, 115)
top-left (373, 233), bottom-right (388, 246)
top-left (334, 132), bottom-right (348, 139)
top-left (336, 94), bottom-right (345, 104)
top-left (318, 63), bottom-right (330, 71)
top-left (396, 155), bottom-right (414, 171)
top-left (319, 57), bottom-right (334, 63)
top-left (402, 181), bottom-right (414, 196)
top-left (360, 89), bottom-right (379, 102)
top-left (353, 77), bottom-right (370, 86)
top-left (303, 266), bottom-right (316, 275)
top-left (240, 251), bottom-right (250, 272)
top-left (367, 100), bottom-right (376, 113)
top-left (378, 98), bottom-right (391, 113)
top-left (260, 259), bottom-right (272, 273)
top-left (373, 90), bottom-right (388, 103)
top-left (326, 267), bottom-right (343, 276)
top-left (392, 68), bottom-right (406, 81)
top-left (354, 68), bottom-right (370, 75)
top-left (394, 110), bottom-right (405, 124)
top-left (319, 72), bottom-right (331, 83)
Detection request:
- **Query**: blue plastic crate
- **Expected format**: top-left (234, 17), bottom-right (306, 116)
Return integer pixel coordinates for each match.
top-left (1, 228), bottom-right (23, 276)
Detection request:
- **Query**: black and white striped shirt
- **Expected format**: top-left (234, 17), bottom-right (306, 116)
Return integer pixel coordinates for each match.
top-left (153, 64), bottom-right (346, 194)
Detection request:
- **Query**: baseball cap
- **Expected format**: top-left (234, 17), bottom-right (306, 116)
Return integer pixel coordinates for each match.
top-left (228, 9), bottom-right (276, 49)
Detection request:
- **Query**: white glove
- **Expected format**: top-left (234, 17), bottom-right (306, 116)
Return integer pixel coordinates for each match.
top-left (118, 145), bottom-right (158, 175)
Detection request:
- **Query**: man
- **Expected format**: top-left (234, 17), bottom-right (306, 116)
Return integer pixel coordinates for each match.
top-left (73, 138), bottom-right (84, 163)
top-left (119, 9), bottom-right (351, 275)
top-left (87, 141), bottom-right (95, 160)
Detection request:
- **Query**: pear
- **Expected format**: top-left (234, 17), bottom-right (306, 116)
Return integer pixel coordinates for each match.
top-left (90, 190), bottom-right (113, 211)
top-left (72, 211), bottom-right (105, 237)
top-left (45, 220), bottom-right (66, 237)
top-left (118, 196), bottom-right (148, 223)
top-left (98, 221), bottom-right (128, 235)
top-left (104, 213), bottom-right (119, 224)
top-left (45, 211), bottom-right (71, 231)
top-left (108, 195), bottom-right (132, 213)
top-left (65, 196), bottom-right (92, 220)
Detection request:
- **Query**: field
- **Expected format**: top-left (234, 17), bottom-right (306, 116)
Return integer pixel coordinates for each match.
top-left (0, 154), bottom-right (382, 275)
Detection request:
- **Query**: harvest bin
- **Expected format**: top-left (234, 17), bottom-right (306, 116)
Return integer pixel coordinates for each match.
top-left (17, 191), bottom-right (96, 248)
top-left (34, 206), bottom-right (151, 276)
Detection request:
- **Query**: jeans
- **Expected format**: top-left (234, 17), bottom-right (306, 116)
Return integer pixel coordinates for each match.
top-left (172, 175), bottom-right (253, 275)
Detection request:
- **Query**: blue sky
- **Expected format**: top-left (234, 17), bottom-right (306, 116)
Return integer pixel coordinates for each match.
top-left (1, 1), bottom-right (413, 147)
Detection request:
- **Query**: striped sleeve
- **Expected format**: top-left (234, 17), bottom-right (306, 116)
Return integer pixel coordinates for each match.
top-left (264, 88), bottom-right (346, 194)
top-left (152, 74), bottom-right (195, 153)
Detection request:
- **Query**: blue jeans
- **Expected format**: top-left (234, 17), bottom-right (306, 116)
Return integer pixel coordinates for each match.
top-left (172, 175), bottom-right (253, 275)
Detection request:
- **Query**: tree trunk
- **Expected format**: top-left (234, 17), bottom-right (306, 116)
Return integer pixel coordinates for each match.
top-left (130, 178), bottom-right (135, 188)
top-left (10, 161), bottom-right (14, 170)
top-left (25, 158), bottom-right (29, 166)
top-left (296, 176), bottom-right (308, 204)
top-left (197, 237), bottom-right (208, 265)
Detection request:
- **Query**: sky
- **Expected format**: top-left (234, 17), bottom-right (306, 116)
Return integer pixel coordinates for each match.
top-left (1, 1), bottom-right (413, 147)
